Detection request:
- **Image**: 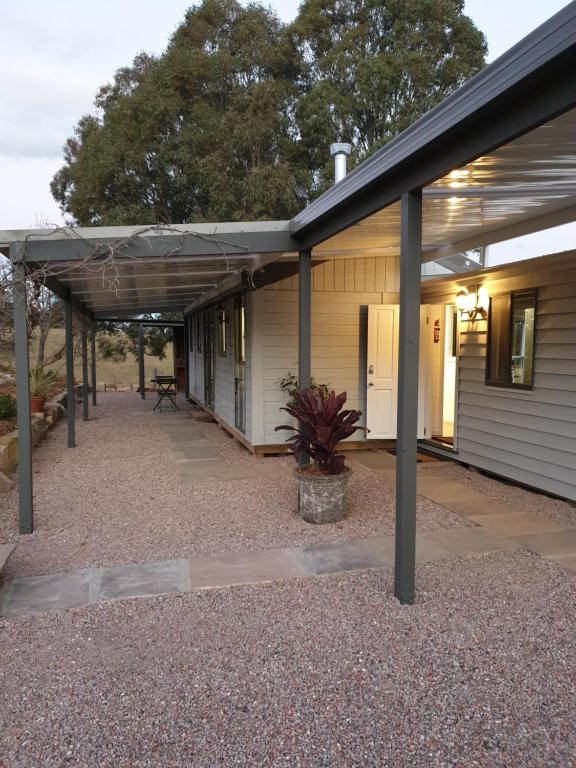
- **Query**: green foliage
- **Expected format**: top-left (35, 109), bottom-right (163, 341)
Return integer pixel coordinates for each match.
top-left (97, 332), bottom-right (130, 362)
top-left (96, 319), bottom-right (175, 361)
top-left (280, 372), bottom-right (331, 407)
top-left (292, 0), bottom-right (488, 192)
top-left (29, 366), bottom-right (59, 397)
top-left (51, 0), bottom-right (487, 223)
top-left (0, 394), bottom-right (17, 421)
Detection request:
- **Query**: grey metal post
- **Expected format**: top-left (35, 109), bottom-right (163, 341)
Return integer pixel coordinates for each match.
top-left (12, 256), bottom-right (33, 534)
top-left (298, 249), bottom-right (312, 390)
top-left (64, 297), bottom-right (75, 448)
top-left (91, 321), bottom-right (97, 406)
top-left (298, 249), bottom-right (312, 470)
top-left (394, 188), bottom-right (422, 605)
top-left (81, 316), bottom-right (89, 421)
top-left (138, 324), bottom-right (145, 399)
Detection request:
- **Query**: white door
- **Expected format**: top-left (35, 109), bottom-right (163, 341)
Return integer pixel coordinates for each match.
top-left (366, 305), bottom-right (399, 439)
top-left (366, 305), bottom-right (431, 440)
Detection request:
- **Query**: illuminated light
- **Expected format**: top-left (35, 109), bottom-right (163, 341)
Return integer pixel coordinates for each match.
top-left (455, 286), bottom-right (489, 320)
top-left (448, 168), bottom-right (471, 180)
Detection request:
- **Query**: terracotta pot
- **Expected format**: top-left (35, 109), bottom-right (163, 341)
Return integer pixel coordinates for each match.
top-left (30, 395), bottom-right (46, 414)
top-left (294, 466), bottom-right (351, 524)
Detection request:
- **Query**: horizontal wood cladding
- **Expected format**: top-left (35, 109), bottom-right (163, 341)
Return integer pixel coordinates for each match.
top-left (455, 275), bottom-right (576, 500)
top-left (257, 255), bottom-right (400, 445)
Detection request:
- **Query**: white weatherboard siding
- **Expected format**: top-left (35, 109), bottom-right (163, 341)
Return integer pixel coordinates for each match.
top-left (254, 256), bottom-right (400, 446)
top-left (425, 260), bottom-right (576, 501)
top-left (187, 296), bottom-right (253, 441)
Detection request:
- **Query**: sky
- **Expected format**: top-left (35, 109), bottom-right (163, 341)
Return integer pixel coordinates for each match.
top-left (0, 0), bottom-right (574, 262)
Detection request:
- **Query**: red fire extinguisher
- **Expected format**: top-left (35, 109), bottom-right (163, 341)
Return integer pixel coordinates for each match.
top-left (434, 319), bottom-right (440, 343)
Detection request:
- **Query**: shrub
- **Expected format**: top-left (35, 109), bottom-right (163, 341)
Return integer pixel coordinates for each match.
top-left (275, 388), bottom-right (364, 475)
top-left (0, 394), bottom-right (17, 421)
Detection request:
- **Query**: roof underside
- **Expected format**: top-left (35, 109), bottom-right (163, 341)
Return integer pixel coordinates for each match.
top-left (315, 109), bottom-right (576, 262)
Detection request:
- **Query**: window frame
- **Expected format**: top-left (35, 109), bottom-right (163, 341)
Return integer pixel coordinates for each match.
top-left (216, 305), bottom-right (227, 358)
top-left (485, 289), bottom-right (537, 391)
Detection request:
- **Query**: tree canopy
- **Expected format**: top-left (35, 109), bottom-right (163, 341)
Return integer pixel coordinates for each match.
top-left (51, 0), bottom-right (486, 225)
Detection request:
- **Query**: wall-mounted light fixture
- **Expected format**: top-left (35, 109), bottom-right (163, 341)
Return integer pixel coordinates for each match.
top-left (455, 286), bottom-right (489, 320)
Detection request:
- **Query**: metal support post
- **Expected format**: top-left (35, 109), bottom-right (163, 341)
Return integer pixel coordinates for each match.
top-left (138, 324), bottom-right (145, 399)
top-left (91, 322), bottom-right (97, 406)
top-left (298, 249), bottom-right (312, 469)
top-left (64, 298), bottom-right (75, 448)
top-left (12, 256), bottom-right (33, 534)
top-left (81, 316), bottom-right (89, 421)
top-left (394, 188), bottom-right (423, 605)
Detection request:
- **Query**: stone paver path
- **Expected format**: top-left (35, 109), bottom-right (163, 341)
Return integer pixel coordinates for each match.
top-left (348, 449), bottom-right (576, 574)
top-left (158, 411), bottom-right (291, 483)
top-left (0, 525), bottom-right (519, 617)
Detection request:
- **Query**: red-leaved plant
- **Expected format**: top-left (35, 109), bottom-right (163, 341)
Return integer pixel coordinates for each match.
top-left (275, 388), bottom-right (365, 475)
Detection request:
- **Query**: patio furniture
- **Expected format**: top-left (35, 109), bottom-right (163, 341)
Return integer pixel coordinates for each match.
top-left (151, 376), bottom-right (179, 412)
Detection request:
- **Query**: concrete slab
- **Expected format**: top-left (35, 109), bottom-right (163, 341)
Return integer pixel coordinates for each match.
top-left (417, 478), bottom-right (491, 513)
top-left (0, 543), bottom-right (15, 575)
top-left (512, 527), bottom-right (576, 557)
top-left (171, 444), bottom-right (219, 460)
top-left (1, 569), bottom-right (94, 617)
top-left (422, 527), bottom-right (519, 557)
top-left (297, 537), bottom-right (392, 576)
top-left (469, 512), bottom-right (566, 537)
top-left (98, 559), bottom-right (186, 602)
top-left (346, 451), bottom-right (396, 472)
top-left (188, 548), bottom-right (306, 588)
top-left (375, 534), bottom-right (453, 564)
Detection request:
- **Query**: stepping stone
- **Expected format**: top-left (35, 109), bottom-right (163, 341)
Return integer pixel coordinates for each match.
top-left (0, 543), bottom-right (15, 577)
top-left (376, 533), bottom-right (453, 564)
top-left (98, 559), bottom-right (189, 602)
top-left (422, 527), bottom-right (518, 557)
top-left (417, 478), bottom-right (490, 513)
top-left (1, 569), bottom-right (94, 617)
top-left (172, 444), bottom-right (219, 460)
top-left (468, 512), bottom-right (566, 537)
top-left (188, 548), bottom-right (306, 588)
top-left (297, 537), bottom-right (392, 576)
top-left (346, 451), bottom-right (396, 472)
top-left (512, 527), bottom-right (576, 557)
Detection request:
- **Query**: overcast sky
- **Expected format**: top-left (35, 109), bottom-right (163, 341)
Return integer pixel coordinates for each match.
top-left (0, 0), bottom-right (573, 261)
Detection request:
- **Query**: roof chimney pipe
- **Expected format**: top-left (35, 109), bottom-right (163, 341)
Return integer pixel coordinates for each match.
top-left (330, 142), bottom-right (352, 184)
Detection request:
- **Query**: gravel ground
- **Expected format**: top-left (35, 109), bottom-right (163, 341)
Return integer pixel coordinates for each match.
top-left (0, 393), bottom-right (467, 578)
top-left (0, 550), bottom-right (574, 767)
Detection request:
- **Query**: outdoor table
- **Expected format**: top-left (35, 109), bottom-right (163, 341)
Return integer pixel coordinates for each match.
top-left (151, 375), bottom-right (179, 412)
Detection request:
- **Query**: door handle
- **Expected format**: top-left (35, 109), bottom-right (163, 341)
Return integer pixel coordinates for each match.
top-left (368, 382), bottom-right (374, 387)
top-left (368, 364), bottom-right (374, 374)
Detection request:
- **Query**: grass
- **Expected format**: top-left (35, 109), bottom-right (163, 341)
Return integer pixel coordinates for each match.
top-left (1, 329), bottom-right (175, 387)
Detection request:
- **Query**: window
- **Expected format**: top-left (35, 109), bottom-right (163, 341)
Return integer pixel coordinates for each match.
top-left (234, 295), bottom-right (246, 364)
top-left (486, 290), bottom-right (536, 389)
top-left (188, 317), bottom-right (194, 352)
top-left (217, 305), bottom-right (227, 357)
top-left (196, 314), bottom-right (202, 352)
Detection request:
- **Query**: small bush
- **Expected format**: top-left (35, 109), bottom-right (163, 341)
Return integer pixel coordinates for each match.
top-left (0, 394), bottom-right (17, 421)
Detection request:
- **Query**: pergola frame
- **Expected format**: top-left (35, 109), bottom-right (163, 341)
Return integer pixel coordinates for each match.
top-left (3, 2), bottom-right (576, 603)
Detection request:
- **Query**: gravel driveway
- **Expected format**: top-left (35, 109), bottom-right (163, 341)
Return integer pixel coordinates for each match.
top-left (1, 550), bottom-right (574, 767)
top-left (0, 393), bottom-right (467, 578)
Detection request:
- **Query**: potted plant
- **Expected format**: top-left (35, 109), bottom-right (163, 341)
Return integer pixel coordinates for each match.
top-left (276, 388), bottom-right (364, 524)
top-left (29, 365), bottom-right (59, 414)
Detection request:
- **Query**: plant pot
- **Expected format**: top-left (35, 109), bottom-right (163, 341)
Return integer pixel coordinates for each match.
top-left (30, 396), bottom-right (46, 414)
top-left (295, 466), bottom-right (351, 524)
